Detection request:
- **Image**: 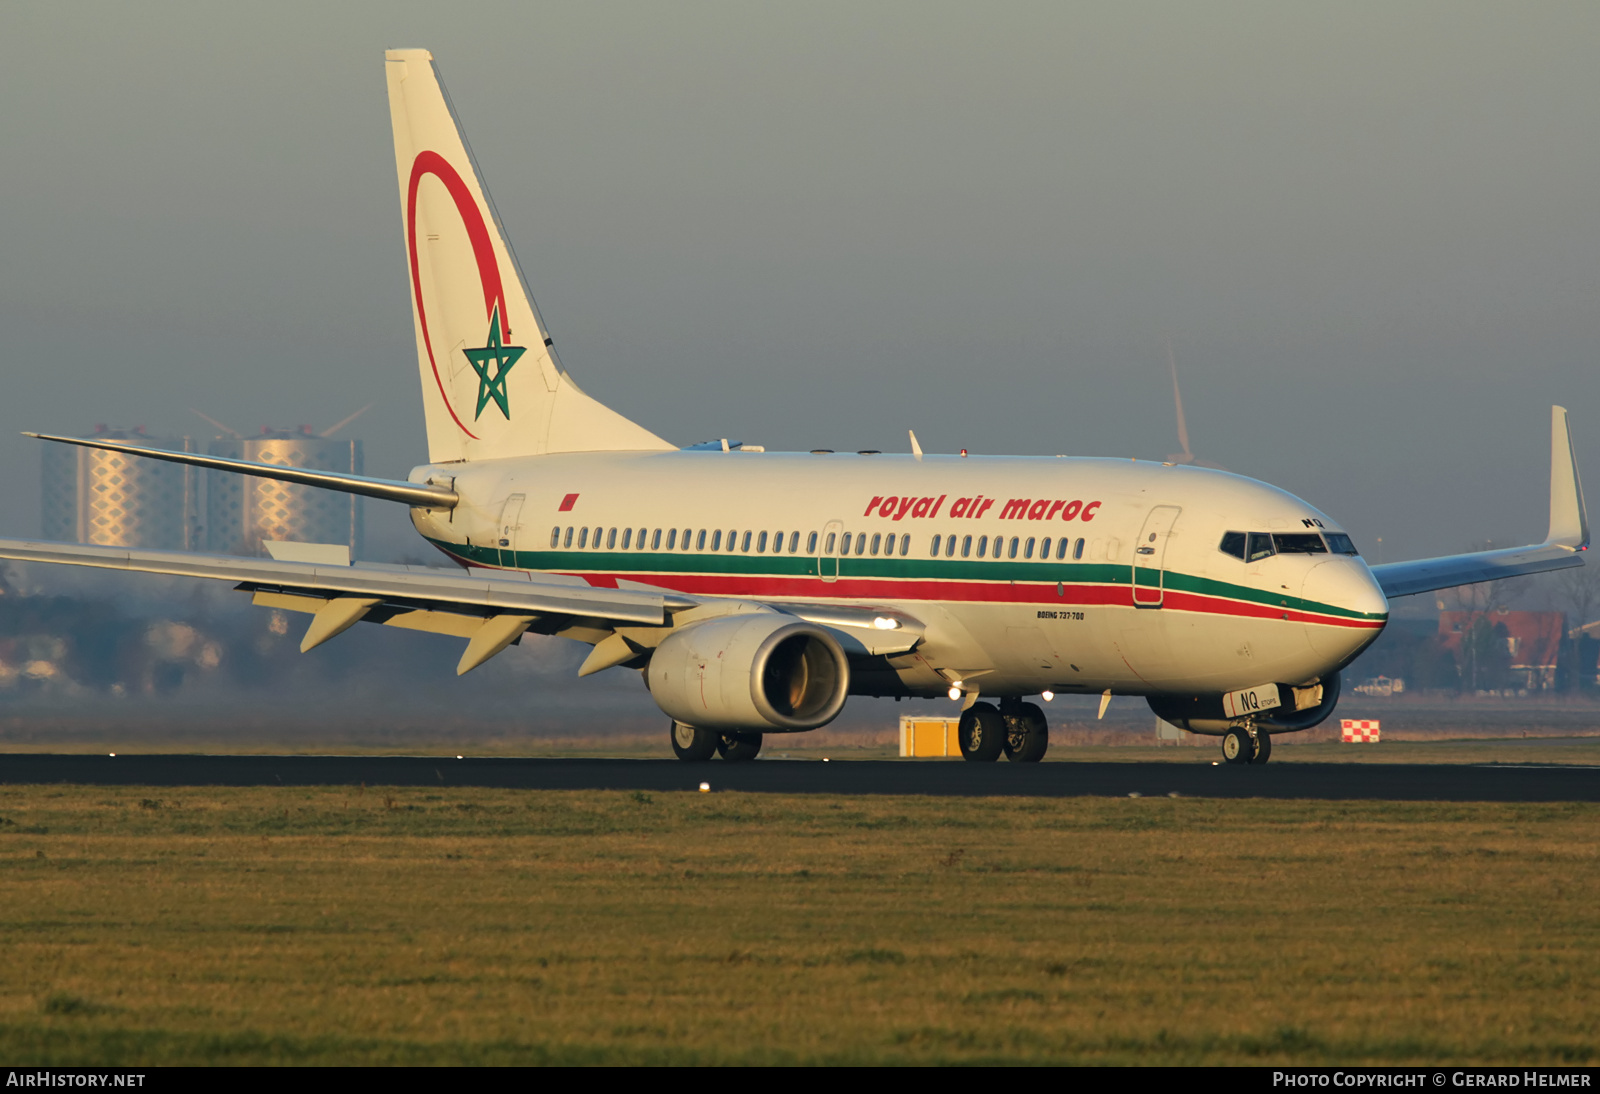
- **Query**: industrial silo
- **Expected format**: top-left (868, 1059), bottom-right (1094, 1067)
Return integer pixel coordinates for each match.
top-left (40, 426), bottom-right (198, 549)
top-left (205, 428), bottom-right (364, 558)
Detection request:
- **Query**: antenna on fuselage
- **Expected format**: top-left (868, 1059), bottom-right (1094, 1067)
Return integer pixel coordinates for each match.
top-left (909, 430), bottom-right (924, 461)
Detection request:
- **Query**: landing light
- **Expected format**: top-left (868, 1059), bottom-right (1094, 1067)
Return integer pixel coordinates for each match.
top-left (872, 617), bottom-right (899, 630)
top-left (1042, 690), bottom-right (1054, 701)
top-left (948, 686), bottom-right (962, 701)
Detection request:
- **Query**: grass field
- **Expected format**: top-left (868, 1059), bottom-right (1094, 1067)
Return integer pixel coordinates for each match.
top-left (1, 786), bottom-right (1597, 1064)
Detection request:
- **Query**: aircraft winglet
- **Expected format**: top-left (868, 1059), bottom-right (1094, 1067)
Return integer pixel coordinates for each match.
top-left (1548, 405), bottom-right (1589, 550)
top-left (1371, 405), bottom-right (1588, 598)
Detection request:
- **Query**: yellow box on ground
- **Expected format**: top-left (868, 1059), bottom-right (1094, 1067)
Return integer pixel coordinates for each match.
top-left (899, 716), bottom-right (961, 757)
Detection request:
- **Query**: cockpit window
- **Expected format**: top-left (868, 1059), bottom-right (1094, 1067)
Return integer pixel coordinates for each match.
top-left (1219, 531), bottom-right (1246, 560)
top-left (1324, 533), bottom-right (1359, 556)
top-left (1246, 532), bottom-right (1276, 562)
top-left (1273, 533), bottom-right (1328, 555)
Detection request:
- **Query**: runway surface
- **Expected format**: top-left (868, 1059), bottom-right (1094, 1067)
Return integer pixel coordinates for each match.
top-left (2, 754), bottom-right (1597, 800)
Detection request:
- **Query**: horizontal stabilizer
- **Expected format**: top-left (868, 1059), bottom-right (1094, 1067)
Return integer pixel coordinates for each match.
top-left (26, 433), bottom-right (458, 509)
top-left (1372, 406), bottom-right (1588, 598)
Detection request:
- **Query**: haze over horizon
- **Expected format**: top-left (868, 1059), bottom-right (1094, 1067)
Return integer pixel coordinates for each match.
top-left (3, 2), bottom-right (1598, 571)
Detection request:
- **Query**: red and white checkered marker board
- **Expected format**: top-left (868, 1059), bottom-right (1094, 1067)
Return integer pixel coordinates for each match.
top-left (1340, 719), bottom-right (1380, 743)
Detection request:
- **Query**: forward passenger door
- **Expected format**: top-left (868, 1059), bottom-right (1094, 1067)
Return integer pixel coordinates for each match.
top-left (1132, 505), bottom-right (1182, 607)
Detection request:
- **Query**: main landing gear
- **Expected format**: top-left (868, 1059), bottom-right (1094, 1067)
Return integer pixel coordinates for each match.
top-left (670, 722), bottom-right (763, 762)
top-left (958, 700), bottom-right (1049, 762)
top-left (1221, 725), bottom-right (1272, 765)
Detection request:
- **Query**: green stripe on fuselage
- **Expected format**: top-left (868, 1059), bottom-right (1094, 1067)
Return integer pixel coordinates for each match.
top-left (429, 538), bottom-right (1387, 622)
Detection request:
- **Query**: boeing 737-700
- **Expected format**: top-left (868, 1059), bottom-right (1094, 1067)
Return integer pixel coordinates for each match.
top-left (0, 50), bottom-right (1588, 765)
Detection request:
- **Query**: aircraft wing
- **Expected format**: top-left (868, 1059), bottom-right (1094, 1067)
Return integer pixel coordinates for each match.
top-left (0, 539), bottom-right (926, 674)
top-left (1370, 406), bottom-right (1589, 599)
top-left (0, 538), bottom-right (702, 673)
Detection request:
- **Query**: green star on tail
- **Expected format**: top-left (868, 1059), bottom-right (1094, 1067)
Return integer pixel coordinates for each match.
top-left (462, 305), bottom-right (526, 420)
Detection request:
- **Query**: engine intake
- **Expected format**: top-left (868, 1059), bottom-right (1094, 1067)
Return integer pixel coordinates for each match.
top-left (648, 614), bottom-right (850, 732)
top-left (1147, 672), bottom-right (1342, 736)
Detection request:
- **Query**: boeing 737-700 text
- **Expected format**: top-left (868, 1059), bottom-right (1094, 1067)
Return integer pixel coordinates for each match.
top-left (1, 50), bottom-right (1588, 765)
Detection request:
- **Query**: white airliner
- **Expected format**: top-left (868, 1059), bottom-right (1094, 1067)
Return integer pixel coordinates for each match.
top-left (1, 51), bottom-right (1588, 765)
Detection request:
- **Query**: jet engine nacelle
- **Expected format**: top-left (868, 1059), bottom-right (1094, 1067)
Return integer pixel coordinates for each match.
top-left (647, 614), bottom-right (850, 733)
top-left (1147, 672), bottom-right (1342, 736)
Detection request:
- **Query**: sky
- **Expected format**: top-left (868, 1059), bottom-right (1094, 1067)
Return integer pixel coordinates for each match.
top-left (3, 1), bottom-right (1600, 568)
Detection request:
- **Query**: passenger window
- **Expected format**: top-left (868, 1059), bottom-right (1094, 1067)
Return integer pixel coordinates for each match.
top-left (1024, 537), bottom-right (1035, 559)
top-left (899, 535), bottom-right (909, 556)
top-left (977, 535), bottom-right (988, 557)
top-left (1246, 533), bottom-right (1276, 561)
top-left (681, 529), bottom-right (691, 549)
top-left (1273, 533), bottom-right (1328, 555)
top-left (870, 533), bottom-right (881, 556)
top-left (842, 532), bottom-right (853, 555)
top-left (638, 527), bottom-right (647, 549)
top-left (1057, 538), bottom-right (1070, 560)
top-left (739, 531), bottom-right (750, 552)
top-left (711, 530), bottom-right (722, 551)
top-left (550, 527), bottom-right (560, 548)
top-left (791, 532), bottom-right (801, 553)
top-left (823, 532), bottom-right (835, 554)
top-left (929, 535), bottom-right (941, 556)
top-left (621, 528), bottom-right (631, 550)
top-left (883, 533), bottom-right (895, 556)
top-left (650, 529), bottom-right (660, 550)
top-left (856, 534), bottom-right (867, 556)
top-left (606, 528), bottom-right (617, 549)
top-left (757, 531), bottom-right (768, 553)
top-left (807, 532), bottom-right (818, 554)
top-left (666, 529), bottom-right (677, 550)
top-left (1008, 537), bottom-right (1019, 559)
top-left (1073, 538), bottom-right (1085, 560)
top-left (1324, 533), bottom-right (1360, 556)
top-left (578, 527), bottom-right (589, 549)
top-left (727, 529), bottom-right (737, 552)
top-left (945, 535), bottom-right (957, 558)
top-left (1220, 531), bottom-right (1246, 560)
top-left (696, 530), bottom-right (707, 550)
top-left (563, 527), bottom-right (574, 548)
top-left (593, 527), bottom-right (602, 546)
top-left (961, 535), bottom-right (972, 558)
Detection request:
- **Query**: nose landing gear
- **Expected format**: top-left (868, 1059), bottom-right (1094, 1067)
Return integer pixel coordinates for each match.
top-left (1221, 724), bottom-right (1272, 765)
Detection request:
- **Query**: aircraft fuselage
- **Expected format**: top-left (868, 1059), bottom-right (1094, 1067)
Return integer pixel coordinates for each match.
top-left (409, 450), bottom-right (1389, 703)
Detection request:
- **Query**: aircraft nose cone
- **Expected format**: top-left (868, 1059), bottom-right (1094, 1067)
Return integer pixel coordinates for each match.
top-left (1301, 559), bottom-right (1389, 663)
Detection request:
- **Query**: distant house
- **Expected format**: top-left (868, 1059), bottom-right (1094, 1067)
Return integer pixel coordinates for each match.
top-left (1438, 609), bottom-right (1565, 691)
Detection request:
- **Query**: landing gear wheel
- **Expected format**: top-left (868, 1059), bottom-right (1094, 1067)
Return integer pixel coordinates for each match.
top-left (670, 721), bottom-right (718, 761)
top-left (1248, 731), bottom-right (1272, 765)
top-left (716, 732), bottom-right (763, 762)
top-left (1221, 727), bottom-right (1256, 765)
top-left (1002, 702), bottom-right (1049, 763)
top-left (958, 702), bottom-right (1005, 762)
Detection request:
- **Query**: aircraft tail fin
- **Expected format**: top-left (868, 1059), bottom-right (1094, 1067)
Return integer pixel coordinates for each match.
top-left (385, 49), bottom-right (673, 462)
